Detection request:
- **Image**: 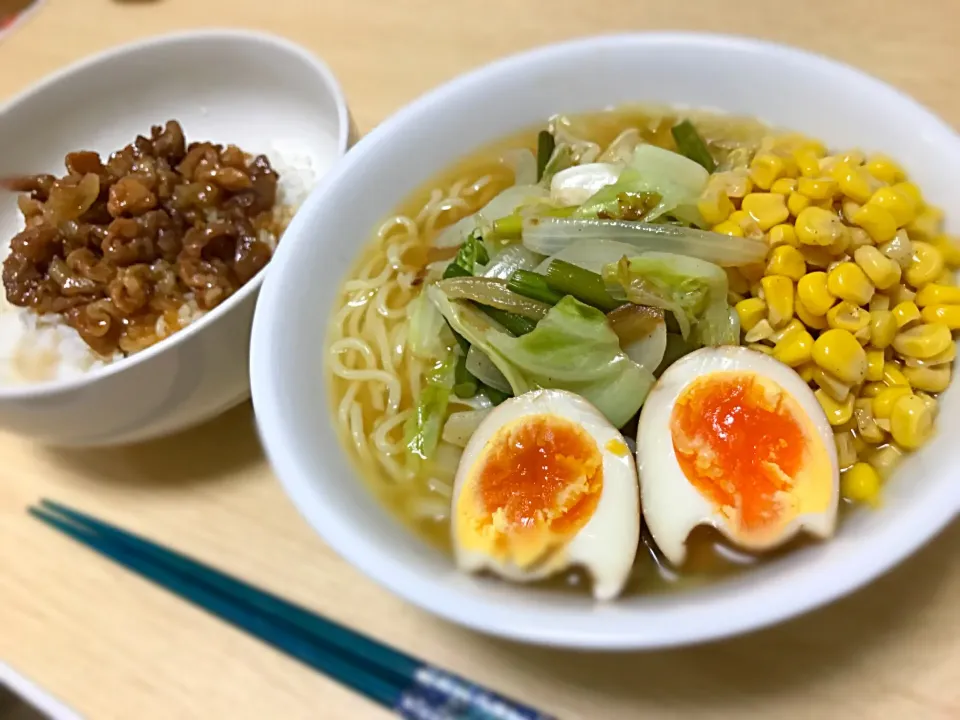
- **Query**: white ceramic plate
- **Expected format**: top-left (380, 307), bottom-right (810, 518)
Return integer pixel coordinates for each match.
top-left (251, 33), bottom-right (960, 649)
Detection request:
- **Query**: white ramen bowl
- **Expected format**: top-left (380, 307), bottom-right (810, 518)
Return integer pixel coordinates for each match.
top-left (251, 33), bottom-right (960, 649)
top-left (0, 30), bottom-right (352, 446)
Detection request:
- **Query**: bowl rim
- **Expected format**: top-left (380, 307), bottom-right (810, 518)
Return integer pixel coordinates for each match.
top-left (0, 28), bottom-right (351, 399)
top-left (251, 31), bottom-right (960, 649)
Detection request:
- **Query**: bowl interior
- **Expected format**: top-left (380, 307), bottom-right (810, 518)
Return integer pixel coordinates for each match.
top-left (252, 33), bottom-right (960, 648)
top-left (0, 31), bottom-right (347, 387)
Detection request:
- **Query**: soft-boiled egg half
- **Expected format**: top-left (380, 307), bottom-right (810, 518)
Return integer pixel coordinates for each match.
top-left (451, 389), bottom-right (640, 600)
top-left (638, 346), bottom-right (839, 566)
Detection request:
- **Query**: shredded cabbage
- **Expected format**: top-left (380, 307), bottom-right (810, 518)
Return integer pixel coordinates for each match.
top-left (433, 185), bottom-right (550, 248)
top-left (408, 292), bottom-right (451, 359)
top-left (603, 252), bottom-right (739, 347)
top-left (427, 288), bottom-right (653, 426)
top-left (404, 355), bottom-right (455, 465)
top-left (549, 163), bottom-right (621, 207)
top-left (575, 144), bottom-right (709, 225)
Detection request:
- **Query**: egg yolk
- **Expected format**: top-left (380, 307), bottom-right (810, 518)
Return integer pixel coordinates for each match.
top-left (456, 414), bottom-right (603, 567)
top-left (670, 372), bottom-right (827, 539)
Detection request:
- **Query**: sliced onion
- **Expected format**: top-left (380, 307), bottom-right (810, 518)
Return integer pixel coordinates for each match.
top-left (435, 277), bottom-right (550, 320)
top-left (442, 409), bottom-right (492, 447)
top-left (549, 163), bottom-right (621, 207)
top-left (483, 245), bottom-right (545, 279)
top-left (466, 346), bottom-right (511, 393)
top-left (522, 217), bottom-right (768, 267)
top-left (607, 304), bottom-right (667, 372)
top-left (501, 149), bottom-right (537, 186)
top-left (433, 185), bottom-right (549, 248)
top-left (535, 238), bottom-right (642, 275)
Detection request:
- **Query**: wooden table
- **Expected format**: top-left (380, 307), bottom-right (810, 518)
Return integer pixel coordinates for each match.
top-left (1, 1), bottom-right (958, 718)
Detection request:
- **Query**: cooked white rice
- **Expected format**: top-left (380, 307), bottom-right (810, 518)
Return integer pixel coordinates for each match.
top-left (0, 143), bottom-right (320, 387)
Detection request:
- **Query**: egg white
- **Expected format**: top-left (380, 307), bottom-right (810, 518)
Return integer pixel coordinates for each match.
top-left (637, 346), bottom-right (839, 566)
top-left (451, 388), bottom-right (640, 600)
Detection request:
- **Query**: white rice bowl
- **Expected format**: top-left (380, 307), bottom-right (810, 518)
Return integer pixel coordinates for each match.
top-left (0, 143), bottom-right (319, 387)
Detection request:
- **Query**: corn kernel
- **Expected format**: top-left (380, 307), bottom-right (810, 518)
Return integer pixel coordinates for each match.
top-left (812, 328), bottom-right (867, 384)
top-left (744, 318), bottom-right (775, 343)
top-left (773, 327), bottom-right (814, 367)
top-left (768, 223), bottom-right (798, 249)
top-left (764, 245), bottom-right (805, 282)
top-left (698, 188), bottom-right (735, 226)
top-left (797, 176), bottom-right (838, 201)
top-left (750, 154), bottom-right (785, 190)
top-left (882, 362), bottom-right (910, 387)
top-left (796, 271), bottom-right (835, 316)
top-left (861, 382), bottom-right (885, 398)
top-left (841, 200), bottom-right (861, 225)
top-left (750, 281), bottom-right (764, 299)
top-left (741, 193), bottom-right (790, 232)
top-left (867, 185), bottom-right (917, 228)
top-left (769, 178), bottom-right (797, 195)
top-left (905, 241), bottom-right (945, 287)
top-left (929, 235), bottom-right (960, 270)
top-left (867, 443), bottom-right (904, 480)
top-left (920, 304), bottom-right (960, 330)
top-left (748, 342), bottom-right (774, 355)
top-left (892, 322), bottom-right (952, 359)
top-left (734, 297), bottom-right (767, 332)
top-left (865, 350), bottom-right (885, 382)
top-left (800, 246), bottom-right (836, 269)
top-left (868, 310), bottom-right (897, 349)
top-left (870, 294), bottom-right (891, 312)
top-left (794, 148), bottom-right (822, 178)
top-left (812, 367), bottom-right (852, 402)
top-left (854, 398), bottom-right (886, 444)
top-left (851, 203), bottom-right (898, 244)
top-left (873, 386), bottom-right (912, 419)
top-left (795, 299), bottom-right (828, 330)
top-left (841, 463), bottom-right (882, 506)
top-left (916, 392), bottom-right (939, 418)
top-left (834, 162), bottom-right (876, 203)
top-left (712, 220), bottom-right (744, 237)
top-left (815, 388), bottom-right (855, 426)
top-left (725, 268), bottom-right (750, 296)
top-left (936, 269), bottom-right (956, 286)
top-left (740, 262), bottom-right (766, 284)
top-left (845, 229), bottom-right (871, 254)
top-left (892, 301), bottom-right (921, 328)
top-left (903, 343), bottom-right (955, 368)
top-left (835, 431), bottom-right (858, 470)
top-left (903, 364), bottom-right (951, 393)
top-left (826, 301), bottom-right (870, 334)
top-left (853, 245), bottom-right (901, 290)
top-left (907, 206), bottom-right (944, 241)
top-left (865, 154), bottom-right (906, 184)
top-left (893, 182), bottom-right (923, 206)
top-left (769, 318), bottom-right (804, 344)
top-left (787, 191), bottom-right (811, 218)
top-left (827, 262), bottom-right (875, 305)
top-left (890, 394), bottom-right (934, 450)
top-left (795, 206), bottom-right (845, 247)
top-left (761, 275), bottom-right (794, 329)
top-left (797, 362), bottom-right (816, 382)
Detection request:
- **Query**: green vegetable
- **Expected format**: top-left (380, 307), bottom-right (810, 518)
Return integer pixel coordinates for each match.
top-left (436, 277), bottom-right (551, 320)
top-left (481, 386), bottom-right (510, 406)
top-left (408, 292), bottom-right (452, 359)
top-left (404, 356), bottom-right (455, 465)
top-left (574, 144), bottom-right (709, 226)
top-left (603, 252), bottom-right (738, 347)
top-left (443, 231), bottom-right (490, 279)
top-left (428, 288), bottom-right (654, 426)
top-left (541, 144), bottom-right (574, 184)
top-left (487, 296), bottom-right (655, 426)
top-left (543, 260), bottom-right (620, 312)
top-left (491, 214), bottom-right (523, 239)
top-left (480, 307), bottom-right (537, 336)
top-left (453, 351), bottom-right (478, 398)
top-left (536, 130), bottom-right (556, 182)
top-left (507, 270), bottom-right (564, 305)
top-left (671, 120), bottom-right (716, 173)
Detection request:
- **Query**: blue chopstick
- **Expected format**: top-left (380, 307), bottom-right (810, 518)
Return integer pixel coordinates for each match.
top-left (29, 500), bottom-right (557, 720)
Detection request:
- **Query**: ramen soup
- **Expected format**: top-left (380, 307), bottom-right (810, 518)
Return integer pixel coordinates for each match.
top-left (327, 106), bottom-right (957, 599)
